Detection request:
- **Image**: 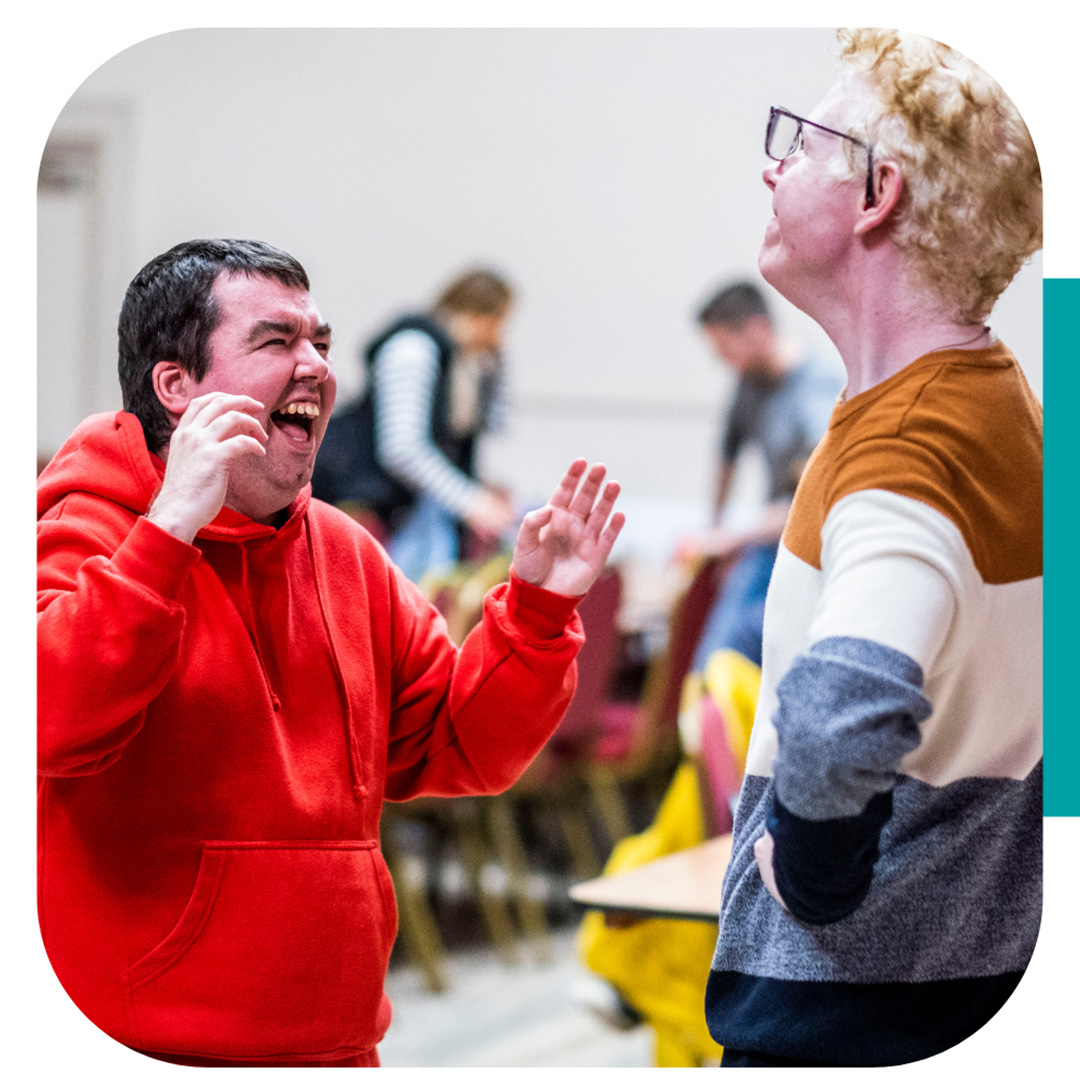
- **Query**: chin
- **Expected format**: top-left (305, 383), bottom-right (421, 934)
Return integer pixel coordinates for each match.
top-left (757, 246), bottom-right (782, 290)
top-left (226, 483), bottom-right (305, 525)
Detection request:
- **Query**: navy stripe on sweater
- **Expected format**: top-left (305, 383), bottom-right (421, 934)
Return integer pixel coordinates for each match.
top-left (768, 789), bottom-right (893, 924)
top-left (706, 968), bottom-right (1024, 1067)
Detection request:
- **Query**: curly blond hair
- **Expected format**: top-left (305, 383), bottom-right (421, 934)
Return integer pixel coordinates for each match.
top-left (834, 29), bottom-right (1041, 322)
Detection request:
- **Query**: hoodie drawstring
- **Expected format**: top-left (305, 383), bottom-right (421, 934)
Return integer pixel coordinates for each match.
top-left (236, 544), bottom-right (282, 713)
top-left (305, 518), bottom-right (367, 799)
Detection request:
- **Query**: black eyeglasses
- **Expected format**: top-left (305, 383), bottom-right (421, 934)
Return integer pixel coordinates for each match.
top-left (765, 105), bottom-right (876, 208)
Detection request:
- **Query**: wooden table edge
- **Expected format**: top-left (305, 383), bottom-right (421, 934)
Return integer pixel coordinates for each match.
top-left (567, 833), bottom-right (733, 922)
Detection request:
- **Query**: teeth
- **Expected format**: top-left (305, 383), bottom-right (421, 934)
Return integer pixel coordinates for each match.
top-left (283, 402), bottom-right (320, 417)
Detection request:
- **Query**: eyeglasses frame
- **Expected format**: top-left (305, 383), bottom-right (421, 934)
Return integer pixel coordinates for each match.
top-left (766, 105), bottom-right (876, 208)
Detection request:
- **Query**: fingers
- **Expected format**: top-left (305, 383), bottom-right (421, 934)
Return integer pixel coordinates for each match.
top-left (218, 433), bottom-right (269, 461)
top-left (173, 393), bottom-right (268, 453)
top-left (585, 480), bottom-right (621, 538)
top-left (182, 392), bottom-right (265, 427)
top-left (596, 510), bottom-right (626, 557)
top-left (547, 459), bottom-right (588, 510)
top-left (548, 460), bottom-right (617, 522)
top-left (568, 463), bottom-right (608, 518)
top-left (213, 413), bottom-right (269, 451)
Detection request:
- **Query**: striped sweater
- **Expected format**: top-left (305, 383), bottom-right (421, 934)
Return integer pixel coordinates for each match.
top-left (373, 328), bottom-right (504, 518)
top-left (705, 341), bottom-right (1042, 1066)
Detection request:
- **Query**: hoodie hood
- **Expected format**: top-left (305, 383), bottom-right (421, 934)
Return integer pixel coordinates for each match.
top-left (38, 412), bottom-right (162, 520)
top-left (38, 411), bottom-right (310, 541)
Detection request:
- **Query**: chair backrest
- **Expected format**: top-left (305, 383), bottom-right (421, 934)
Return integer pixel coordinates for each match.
top-left (551, 567), bottom-right (623, 752)
top-left (645, 555), bottom-right (729, 734)
top-left (703, 647), bottom-right (761, 776)
top-left (698, 693), bottom-right (740, 835)
top-left (606, 555), bottom-right (732, 773)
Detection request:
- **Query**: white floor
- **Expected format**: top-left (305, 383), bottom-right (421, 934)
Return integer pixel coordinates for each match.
top-left (378, 925), bottom-right (654, 1068)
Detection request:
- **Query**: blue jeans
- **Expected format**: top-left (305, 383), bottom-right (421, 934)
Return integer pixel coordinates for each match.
top-left (388, 493), bottom-right (459, 583)
top-left (691, 541), bottom-right (778, 671)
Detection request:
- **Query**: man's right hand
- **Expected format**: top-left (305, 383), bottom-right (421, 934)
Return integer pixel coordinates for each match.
top-left (464, 488), bottom-right (517, 540)
top-left (676, 525), bottom-right (744, 564)
top-left (145, 392), bottom-right (268, 544)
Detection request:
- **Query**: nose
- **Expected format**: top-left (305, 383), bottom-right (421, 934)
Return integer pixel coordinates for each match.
top-left (762, 159), bottom-right (780, 190)
top-left (294, 341), bottom-right (332, 382)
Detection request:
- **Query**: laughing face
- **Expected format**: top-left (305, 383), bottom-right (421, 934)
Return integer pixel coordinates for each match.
top-left (195, 271), bottom-right (337, 523)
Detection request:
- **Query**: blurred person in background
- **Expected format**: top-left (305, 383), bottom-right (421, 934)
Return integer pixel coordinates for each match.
top-left (313, 268), bottom-right (517, 582)
top-left (37, 237), bottom-right (625, 1067)
top-left (706, 29), bottom-right (1042, 1067)
top-left (683, 280), bottom-right (839, 670)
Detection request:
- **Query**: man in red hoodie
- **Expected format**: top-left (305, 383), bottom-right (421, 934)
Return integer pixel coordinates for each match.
top-left (37, 238), bottom-right (625, 1066)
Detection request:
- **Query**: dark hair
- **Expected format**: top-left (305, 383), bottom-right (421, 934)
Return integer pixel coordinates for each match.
top-left (696, 281), bottom-right (771, 329)
top-left (118, 238), bottom-right (310, 452)
top-left (432, 268), bottom-right (514, 318)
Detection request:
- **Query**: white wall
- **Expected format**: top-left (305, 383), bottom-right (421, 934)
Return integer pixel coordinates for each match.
top-left (38, 28), bottom-right (1043, 560)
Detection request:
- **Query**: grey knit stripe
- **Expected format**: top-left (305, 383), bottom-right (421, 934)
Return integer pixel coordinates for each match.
top-left (773, 637), bottom-right (932, 820)
top-left (712, 765), bottom-right (1042, 983)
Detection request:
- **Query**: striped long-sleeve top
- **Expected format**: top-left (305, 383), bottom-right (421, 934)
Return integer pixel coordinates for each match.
top-left (704, 340), bottom-right (1043, 1066)
top-left (372, 328), bottom-right (504, 518)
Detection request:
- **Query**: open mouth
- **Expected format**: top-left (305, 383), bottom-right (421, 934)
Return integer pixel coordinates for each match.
top-left (270, 401), bottom-right (320, 444)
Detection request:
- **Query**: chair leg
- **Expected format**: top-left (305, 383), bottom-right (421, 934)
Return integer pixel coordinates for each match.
top-left (380, 817), bottom-right (450, 994)
top-left (586, 766), bottom-right (634, 847)
top-left (553, 785), bottom-right (604, 880)
top-left (485, 795), bottom-right (552, 962)
top-left (451, 799), bottom-right (520, 964)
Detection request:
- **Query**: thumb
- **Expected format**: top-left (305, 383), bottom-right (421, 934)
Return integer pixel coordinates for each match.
top-left (513, 505), bottom-right (553, 553)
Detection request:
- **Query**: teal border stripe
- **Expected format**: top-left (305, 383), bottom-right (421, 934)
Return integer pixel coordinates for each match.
top-left (1044, 278), bottom-right (1076, 815)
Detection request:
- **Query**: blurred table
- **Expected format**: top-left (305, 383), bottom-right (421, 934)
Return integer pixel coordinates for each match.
top-left (569, 834), bottom-right (733, 923)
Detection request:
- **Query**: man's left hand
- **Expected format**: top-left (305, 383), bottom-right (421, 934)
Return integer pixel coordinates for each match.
top-left (511, 459), bottom-right (625, 596)
top-left (754, 828), bottom-right (790, 912)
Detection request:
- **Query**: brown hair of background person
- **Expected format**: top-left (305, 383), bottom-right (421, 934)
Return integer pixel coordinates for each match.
top-left (697, 281), bottom-right (771, 330)
top-left (433, 268), bottom-right (514, 319)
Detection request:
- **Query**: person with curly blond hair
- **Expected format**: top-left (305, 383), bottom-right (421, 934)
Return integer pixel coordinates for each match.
top-left (705, 30), bottom-right (1042, 1067)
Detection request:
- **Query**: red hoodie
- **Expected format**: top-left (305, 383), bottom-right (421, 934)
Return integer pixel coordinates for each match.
top-left (37, 411), bottom-right (583, 1064)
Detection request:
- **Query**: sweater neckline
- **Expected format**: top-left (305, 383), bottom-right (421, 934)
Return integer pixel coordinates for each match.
top-left (830, 340), bottom-right (1012, 429)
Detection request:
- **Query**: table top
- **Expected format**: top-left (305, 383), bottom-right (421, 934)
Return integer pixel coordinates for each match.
top-left (568, 833), bottom-right (733, 923)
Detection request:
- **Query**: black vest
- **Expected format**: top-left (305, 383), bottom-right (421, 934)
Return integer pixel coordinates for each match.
top-left (311, 314), bottom-right (464, 528)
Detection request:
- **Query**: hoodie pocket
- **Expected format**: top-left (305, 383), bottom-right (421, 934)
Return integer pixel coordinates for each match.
top-left (122, 840), bottom-right (397, 1059)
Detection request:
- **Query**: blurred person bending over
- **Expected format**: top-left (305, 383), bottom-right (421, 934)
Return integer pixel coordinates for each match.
top-left (706, 30), bottom-right (1042, 1067)
top-left (686, 280), bottom-right (839, 669)
top-left (37, 239), bottom-right (624, 1067)
top-left (313, 268), bottom-right (517, 581)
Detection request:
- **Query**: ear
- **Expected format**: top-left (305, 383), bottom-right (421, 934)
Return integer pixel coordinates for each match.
top-left (854, 160), bottom-right (902, 236)
top-left (151, 361), bottom-right (200, 419)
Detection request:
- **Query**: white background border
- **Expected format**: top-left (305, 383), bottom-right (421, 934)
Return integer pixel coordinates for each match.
top-left (9, 4), bottom-right (1075, 1076)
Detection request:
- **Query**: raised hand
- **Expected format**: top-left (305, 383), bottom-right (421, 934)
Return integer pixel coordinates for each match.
top-left (511, 459), bottom-right (625, 596)
top-left (145, 392), bottom-right (268, 544)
